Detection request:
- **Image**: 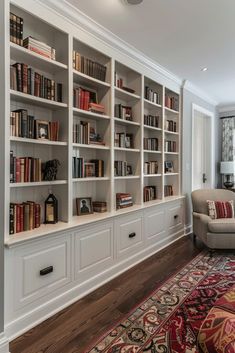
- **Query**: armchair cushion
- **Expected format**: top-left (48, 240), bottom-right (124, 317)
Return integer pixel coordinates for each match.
top-left (208, 218), bottom-right (235, 233)
top-left (207, 200), bottom-right (234, 219)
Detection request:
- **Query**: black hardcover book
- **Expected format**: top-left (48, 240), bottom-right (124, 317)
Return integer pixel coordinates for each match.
top-left (9, 203), bottom-right (15, 234)
top-left (10, 150), bottom-right (14, 183)
top-left (57, 83), bottom-right (63, 102)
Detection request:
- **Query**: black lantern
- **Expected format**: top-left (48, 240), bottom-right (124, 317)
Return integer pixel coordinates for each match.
top-left (44, 192), bottom-right (58, 224)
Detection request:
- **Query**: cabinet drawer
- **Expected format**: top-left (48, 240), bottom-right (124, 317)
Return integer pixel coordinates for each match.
top-left (13, 234), bottom-right (72, 310)
top-left (166, 202), bottom-right (184, 235)
top-left (115, 212), bottom-right (143, 258)
top-left (144, 207), bottom-right (166, 245)
top-left (74, 221), bottom-right (114, 281)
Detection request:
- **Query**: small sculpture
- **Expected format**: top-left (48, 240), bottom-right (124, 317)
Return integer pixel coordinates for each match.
top-left (42, 159), bottom-right (60, 181)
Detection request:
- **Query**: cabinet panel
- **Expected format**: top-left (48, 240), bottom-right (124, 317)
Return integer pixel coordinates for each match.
top-left (115, 212), bottom-right (143, 258)
top-left (144, 207), bottom-right (166, 245)
top-left (13, 234), bottom-right (72, 310)
top-left (75, 221), bottom-right (114, 281)
top-left (166, 202), bottom-right (184, 235)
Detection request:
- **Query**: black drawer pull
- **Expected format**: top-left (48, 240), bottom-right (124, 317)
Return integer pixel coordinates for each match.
top-left (40, 266), bottom-right (53, 276)
top-left (174, 215), bottom-right (179, 219)
top-left (129, 232), bottom-right (136, 238)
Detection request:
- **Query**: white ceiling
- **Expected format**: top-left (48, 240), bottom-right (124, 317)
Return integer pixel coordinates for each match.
top-left (65, 0), bottom-right (235, 107)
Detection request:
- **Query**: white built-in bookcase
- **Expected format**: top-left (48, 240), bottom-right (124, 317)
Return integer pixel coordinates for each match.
top-left (5, 2), bottom-right (181, 244)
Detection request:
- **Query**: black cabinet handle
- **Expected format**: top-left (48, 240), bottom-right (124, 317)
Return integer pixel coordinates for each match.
top-left (40, 266), bottom-right (53, 276)
top-left (174, 215), bottom-right (179, 219)
top-left (129, 232), bottom-right (136, 238)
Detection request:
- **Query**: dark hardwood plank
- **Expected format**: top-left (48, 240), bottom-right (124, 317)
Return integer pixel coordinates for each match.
top-left (10, 235), bottom-right (204, 353)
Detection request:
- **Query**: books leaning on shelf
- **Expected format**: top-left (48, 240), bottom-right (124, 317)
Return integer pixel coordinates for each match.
top-left (165, 95), bottom-right (179, 111)
top-left (73, 50), bottom-right (107, 82)
top-left (144, 114), bottom-right (159, 128)
top-left (92, 201), bottom-right (107, 213)
top-left (73, 121), bottom-right (105, 145)
top-left (164, 185), bottom-right (173, 197)
top-left (115, 104), bottom-right (133, 121)
top-left (114, 132), bottom-right (134, 149)
top-left (165, 120), bottom-right (177, 132)
top-left (72, 158), bottom-right (104, 178)
top-left (144, 161), bottom-right (158, 175)
top-left (9, 202), bottom-right (41, 235)
top-left (10, 62), bottom-right (63, 102)
top-left (144, 186), bottom-right (156, 202)
top-left (114, 72), bottom-right (135, 93)
top-left (165, 140), bottom-right (177, 152)
top-left (10, 151), bottom-right (42, 183)
top-left (73, 86), bottom-right (105, 114)
top-left (10, 109), bottom-right (60, 141)
top-left (10, 12), bottom-right (23, 46)
top-left (23, 36), bottom-right (56, 61)
top-left (144, 138), bottom-right (158, 151)
top-left (145, 86), bottom-right (160, 105)
top-left (116, 193), bottom-right (133, 210)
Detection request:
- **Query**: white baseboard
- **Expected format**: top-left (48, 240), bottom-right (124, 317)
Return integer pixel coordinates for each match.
top-left (184, 224), bottom-right (192, 235)
top-left (0, 333), bottom-right (9, 353)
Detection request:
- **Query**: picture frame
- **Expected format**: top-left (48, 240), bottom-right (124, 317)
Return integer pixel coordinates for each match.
top-left (36, 120), bottom-right (50, 140)
top-left (76, 197), bottom-right (93, 216)
top-left (126, 165), bottom-right (133, 175)
top-left (84, 162), bottom-right (96, 177)
top-left (165, 161), bottom-right (174, 173)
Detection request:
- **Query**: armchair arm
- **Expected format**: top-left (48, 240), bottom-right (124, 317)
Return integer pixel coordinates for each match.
top-left (193, 212), bottom-right (212, 240)
top-left (193, 212), bottom-right (211, 223)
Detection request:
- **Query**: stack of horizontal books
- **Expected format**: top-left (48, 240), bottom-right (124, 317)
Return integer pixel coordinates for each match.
top-left (23, 36), bottom-right (56, 60)
top-left (92, 201), bottom-right (107, 213)
top-left (116, 193), bottom-right (133, 209)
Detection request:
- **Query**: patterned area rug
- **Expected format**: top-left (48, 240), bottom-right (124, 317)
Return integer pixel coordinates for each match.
top-left (86, 251), bottom-right (235, 353)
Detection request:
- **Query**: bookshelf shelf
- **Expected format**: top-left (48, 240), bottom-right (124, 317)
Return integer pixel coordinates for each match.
top-left (164, 173), bottom-right (179, 176)
top-left (165, 152), bottom-right (179, 155)
top-left (164, 130), bottom-right (179, 135)
top-left (73, 143), bottom-right (110, 150)
top-left (10, 43), bottom-right (68, 73)
top-left (144, 99), bottom-right (162, 109)
top-left (144, 125), bottom-right (162, 132)
top-left (114, 118), bottom-right (140, 127)
top-left (144, 174), bottom-right (162, 177)
top-left (144, 150), bottom-right (161, 154)
top-left (73, 177), bottom-right (110, 182)
top-left (10, 180), bottom-right (67, 188)
top-left (10, 137), bottom-right (68, 146)
top-left (73, 108), bottom-right (110, 121)
top-left (165, 107), bottom-right (179, 114)
top-left (10, 90), bottom-right (68, 109)
top-left (115, 87), bottom-right (141, 101)
top-left (114, 175), bottom-right (140, 180)
top-left (114, 147), bottom-right (140, 153)
top-left (73, 69), bottom-right (111, 88)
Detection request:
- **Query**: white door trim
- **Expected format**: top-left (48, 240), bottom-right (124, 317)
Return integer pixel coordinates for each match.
top-left (191, 103), bottom-right (215, 190)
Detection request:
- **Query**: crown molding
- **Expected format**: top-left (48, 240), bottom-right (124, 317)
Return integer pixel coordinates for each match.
top-left (218, 105), bottom-right (235, 113)
top-left (183, 81), bottom-right (218, 106)
top-left (38, 0), bottom-right (217, 106)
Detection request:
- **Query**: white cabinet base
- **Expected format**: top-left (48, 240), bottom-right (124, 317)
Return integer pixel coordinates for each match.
top-left (0, 333), bottom-right (9, 353)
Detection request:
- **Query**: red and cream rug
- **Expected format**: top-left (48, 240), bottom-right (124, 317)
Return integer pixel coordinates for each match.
top-left (86, 251), bottom-right (235, 353)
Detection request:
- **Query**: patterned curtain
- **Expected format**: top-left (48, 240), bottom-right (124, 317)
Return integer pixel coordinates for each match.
top-left (222, 118), bottom-right (235, 161)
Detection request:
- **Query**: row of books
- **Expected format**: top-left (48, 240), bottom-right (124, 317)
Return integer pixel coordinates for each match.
top-left (9, 202), bottom-right (41, 234)
top-left (10, 109), bottom-right (59, 141)
top-left (114, 161), bottom-right (132, 177)
top-left (10, 63), bottom-right (63, 102)
top-left (144, 186), bottom-right (156, 202)
top-left (144, 161), bottom-right (158, 175)
top-left (72, 121), bottom-right (104, 145)
top-left (165, 120), bottom-right (177, 132)
top-left (10, 12), bottom-right (23, 46)
top-left (145, 86), bottom-right (160, 105)
top-left (73, 86), bottom-right (105, 114)
top-left (144, 114), bottom-right (159, 128)
top-left (165, 140), bottom-right (177, 152)
top-left (164, 185), bottom-right (173, 197)
top-left (116, 193), bottom-right (133, 210)
top-left (72, 157), bottom-right (104, 178)
top-left (23, 36), bottom-right (56, 61)
top-left (10, 152), bottom-right (42, 183)
top-left (114, 133), bottom-right (134, 149)
top-left (144, 138), bottom-right (159, 151)
top-left (92, 201), bottom-right (107, 213)
top-left (165, 96), bottom-right (179, 111)
top-left (115, 104), bottom-right (133, 121)
top-left (73, 50), bottom-right (107, 82)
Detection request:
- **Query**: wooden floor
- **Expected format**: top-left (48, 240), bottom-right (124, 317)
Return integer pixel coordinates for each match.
top-left (10, 235), bottom-right (204, 353)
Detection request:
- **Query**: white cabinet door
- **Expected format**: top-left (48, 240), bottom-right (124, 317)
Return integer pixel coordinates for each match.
top-left (74, 221), bottom-right (114, 282)
top-left (166, 201), bottom-right (184, 235)
top-left (144, 206), bottom-right (166, 246)
top-left (115, 212), bottom-right (143, 259)
top-left (12, 233), bottom-right (72, 310)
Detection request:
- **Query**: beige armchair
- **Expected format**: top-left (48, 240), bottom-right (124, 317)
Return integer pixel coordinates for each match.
top-left (191, 189), bottom-right (235, 249)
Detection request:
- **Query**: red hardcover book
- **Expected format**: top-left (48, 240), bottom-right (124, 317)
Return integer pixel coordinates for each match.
top-left (84, 91), bottom-right (90, 111)
top-left (16, 204), bottom-right (21, 233)
top-left (22, 64), bottom-right (28, 94)
top-left (35, 204), bottom-right (41, 228)
top-left (80, 89), bottom-right (85, 110)
top-left (19, 204), bottom-right (24, 232)
top-left (24, 157), bottom-right (29, 182)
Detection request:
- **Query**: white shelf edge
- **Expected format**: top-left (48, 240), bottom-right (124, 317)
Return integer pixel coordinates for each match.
top-left (164, 130), bottom-right (179, 135)
top-left (165, 107), bottom-right (179, 114)
top-left (143, 150), bottom-right (162, 154)
top-left (10, 90), bottom-right (68, 108)
top-left (114, 117), bottom-right (140, 127)
top-left (73, 143), bottom-right (110, 150)
top-left (114, 175), bottom-right (140, 180)
top-left (10, 42), bottom-right (68, 70)
top-left (115, 86), bottom-right (141, 100)
top-left (10, 137), bottom-right (68, 146)
top-left (114, 147), bottom-right (140, 152)
top-left (144, 174), bottom-right (162, 177)
top-left (144, 99), bottom-right (162, 108)
top-left (73, 177), bottom-right (110, 182)
top-left (73, 107), bottom-right (110, 120)
top-left (73, 69), bottom-right (111, 87)
top-left (164, 173), bottom-right (179, 176)
top-left (144, 125), bottom-right (162, 131)
top-left (164, 152), bottom-right (179, 155)
top-left (10, 180), bottom-right (67, 188)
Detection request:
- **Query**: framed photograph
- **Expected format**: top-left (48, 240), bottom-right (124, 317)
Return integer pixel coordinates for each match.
top-left (126, 165), bottom-right (133, 175)
top-left (76, 197), bottom-right (93, 216)
top-left (84, 162), bottom-right (96, 177)
top-left (165, 161), bottom-right (174, 173)
top-left (36, 120), bottom-right (50, 140)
